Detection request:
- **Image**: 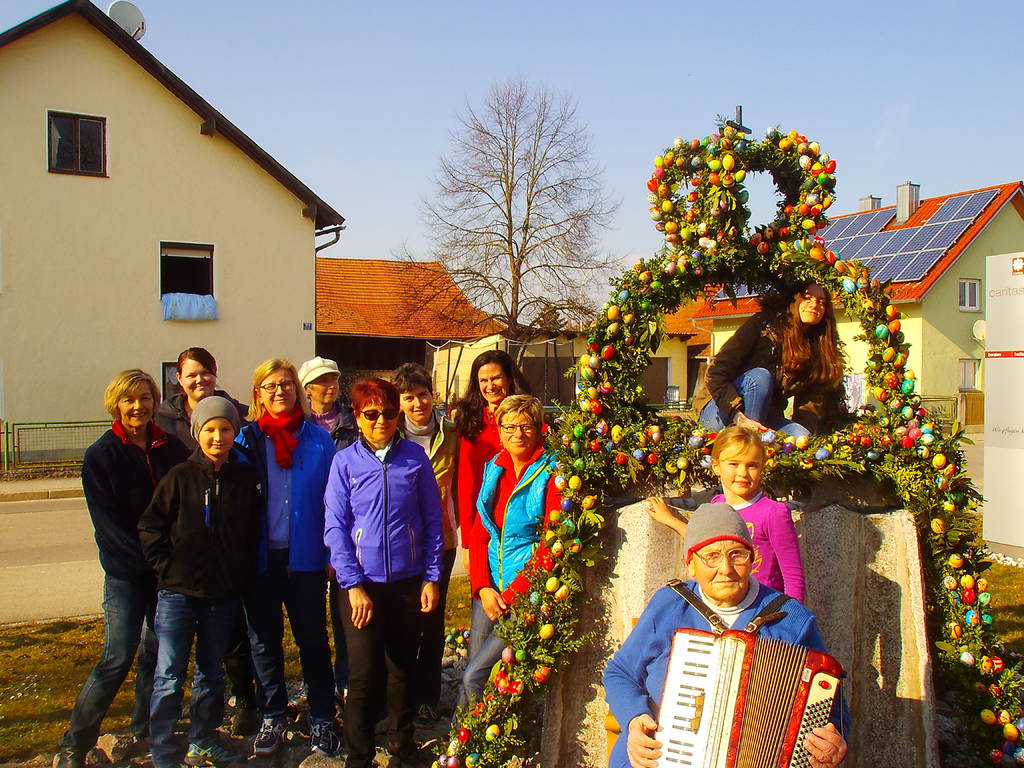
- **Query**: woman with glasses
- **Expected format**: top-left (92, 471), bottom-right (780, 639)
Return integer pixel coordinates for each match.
top-left (603, 503), bottom-right (849, 768)
top-left (694, 281), bottom-right (845, 437)
top-left (235, 359), bottom-right (340, 757)
top-left (459, 395), bottom-right (560, 707)
top-left (324, 377), bottom-right (443, 768)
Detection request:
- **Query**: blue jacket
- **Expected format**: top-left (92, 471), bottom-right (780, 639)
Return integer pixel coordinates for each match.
top-left (603, 580), bottom-right (850, 768)
top-left (476, 448), bottom-right (555, 592)
top-left (236, 420), bottom-right (336, 573)
top-left (324, 437), bottom-right (444, 589)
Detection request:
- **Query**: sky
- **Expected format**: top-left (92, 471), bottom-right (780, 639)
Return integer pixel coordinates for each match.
top-left (4, 0), bottom-right (1024, 273)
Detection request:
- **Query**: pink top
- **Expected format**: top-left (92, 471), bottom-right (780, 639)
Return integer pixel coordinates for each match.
top-left (711, 492), bottom-right (806, 602)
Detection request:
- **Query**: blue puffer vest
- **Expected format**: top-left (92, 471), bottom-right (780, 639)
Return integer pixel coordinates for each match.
top-left (476, 449), bottom-right (555, 591)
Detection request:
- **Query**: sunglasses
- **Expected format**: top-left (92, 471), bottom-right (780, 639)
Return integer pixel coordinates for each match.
top-left (360, 408), bottom-right (399, 422)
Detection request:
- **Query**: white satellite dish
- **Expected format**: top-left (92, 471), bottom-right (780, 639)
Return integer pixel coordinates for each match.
top-left (107, 1), bottom-right (146, 41)
top-left (972, 319), bottom-right (986, 345)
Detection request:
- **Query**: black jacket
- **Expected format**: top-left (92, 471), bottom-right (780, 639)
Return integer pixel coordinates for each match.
top-left (309, 402), bottom-right (359, 451)
top-left (82, 424), bottom-right (189, 582)
top-left (154, 390), bottom-right (249, 450)
top-left (138, 448), bottom-right (262, 599)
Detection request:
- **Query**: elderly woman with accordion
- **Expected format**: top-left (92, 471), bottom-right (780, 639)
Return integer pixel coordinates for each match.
top-left (604, 503), bottom-right (849, 768)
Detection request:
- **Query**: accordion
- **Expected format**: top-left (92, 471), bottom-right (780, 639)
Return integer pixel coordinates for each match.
top-left (656, 627), bottom-right (844, 768)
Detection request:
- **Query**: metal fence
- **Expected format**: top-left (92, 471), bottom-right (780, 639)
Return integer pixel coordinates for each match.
top-left (1, 420), bottom-right (109, 470)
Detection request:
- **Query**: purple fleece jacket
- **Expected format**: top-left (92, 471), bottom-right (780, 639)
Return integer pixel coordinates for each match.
top-left (711, 492), bottom-right (806, 602)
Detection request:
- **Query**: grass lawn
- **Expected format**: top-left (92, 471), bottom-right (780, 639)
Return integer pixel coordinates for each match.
top-left (0, 576), bottom-right (474, 762)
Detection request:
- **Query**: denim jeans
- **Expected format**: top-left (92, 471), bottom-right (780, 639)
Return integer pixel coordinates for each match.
top-left (458, 599), bottom-right (505, 708)
top-left (336, 576), bottom-right (423, 768)
top-left (58, 574), bottom-right (157, 754)
top-left (149, 590), bottom-right (239, 768)
top-left (244, 549), bottom-right (334, 722)
top-left (699, 367), bottom-right (811, 438)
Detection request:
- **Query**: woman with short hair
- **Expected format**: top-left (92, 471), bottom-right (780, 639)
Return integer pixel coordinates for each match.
top-left (604, 503), bottom-right (849, 768)
top-left (236, 359), bottom-right (339, 757)
top-left (324, 377), bottom-right (443, 768)
top-left (298, 356), bottom-right (358, 451)
top-left (695, 281), bottom-right (846, 437)
top-left (55, 370), bottom-right (188, 768)
top-left (460, 394), bottom-right (559, 706)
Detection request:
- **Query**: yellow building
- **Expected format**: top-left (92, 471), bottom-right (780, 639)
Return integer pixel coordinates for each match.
top-left (694, 182), bottom-right (1024, 426)
top-left (0, 0), bottom-right (344, 423)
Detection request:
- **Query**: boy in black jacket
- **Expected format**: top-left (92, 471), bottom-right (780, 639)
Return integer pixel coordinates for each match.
top-left (139, 397), bottom-right (261, 768)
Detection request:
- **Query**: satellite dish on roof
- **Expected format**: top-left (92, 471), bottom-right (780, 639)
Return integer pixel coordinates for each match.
top-left (972, 319), bottom-right (986, 345)
top-left (107, 1), bottom-right (146, 41)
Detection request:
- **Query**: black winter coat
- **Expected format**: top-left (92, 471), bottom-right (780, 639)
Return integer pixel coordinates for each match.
top-left (154, 390), bottom-right (249, 451)
top-left (82, 425), bottom-right (189, 582)
top-left (138, 448), bottom-right (262, 599)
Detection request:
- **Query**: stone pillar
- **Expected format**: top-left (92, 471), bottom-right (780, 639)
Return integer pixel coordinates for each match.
top-left (540, 499), bottom-right (938, 768)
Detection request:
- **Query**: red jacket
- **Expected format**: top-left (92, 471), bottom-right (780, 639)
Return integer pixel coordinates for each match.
top-left (455, 408), bottom-right (502, 548)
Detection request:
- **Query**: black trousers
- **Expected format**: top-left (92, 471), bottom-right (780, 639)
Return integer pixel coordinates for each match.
top-left (338, 576), bottom-right (425, 768)
top-left (223, 612), bottom-right (255, 704)
top-left (413, 548), bottom-right (456, 707)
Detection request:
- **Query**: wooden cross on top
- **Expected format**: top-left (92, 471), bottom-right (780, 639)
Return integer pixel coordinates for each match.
top-left (726, 105), bottom-right (751, 135)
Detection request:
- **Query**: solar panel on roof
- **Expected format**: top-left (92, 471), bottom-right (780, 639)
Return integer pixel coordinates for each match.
top-left (841, 234), bottom-right (876, 260)
top-left (838, 214), bottom-right (874, 238)
top-left (927, 220), bottom-right (971, 251)
top-left (875, 252), bottom-right (918, 282)
top-left (826, 217), bottom-right (856, 239)
top-left (858, 232), bottom-right (895, 260)
top-left (903, 223), bottom-right (944, 251)
top-left (867, 209), bottom-right (894, 232)
top-left (929, 195), bottom-right (970, 223)
top-left (896, 249), bottom-right (944, 282)
top-left (878, 229), bottom-right (914, 255)
top-left (953, 189), bottom-right (998, 221)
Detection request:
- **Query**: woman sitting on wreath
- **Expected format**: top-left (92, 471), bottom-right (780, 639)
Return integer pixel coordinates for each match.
top-left (694, 281), bottom-right (845, 438)
top-left (603, 502), bottom-right (849, 768)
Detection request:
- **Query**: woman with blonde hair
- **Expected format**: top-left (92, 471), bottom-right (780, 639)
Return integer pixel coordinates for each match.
top-left (56, 370), bottom-right (188, 768)
top-left (235, 359), bottom-right (340, 757)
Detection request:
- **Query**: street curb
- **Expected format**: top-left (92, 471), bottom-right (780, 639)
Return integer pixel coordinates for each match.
top-left (0, 488), bottom-right (84, 503)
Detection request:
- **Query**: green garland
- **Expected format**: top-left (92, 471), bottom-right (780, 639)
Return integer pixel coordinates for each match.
top-left (435, 124), bottom-right (1023, 768)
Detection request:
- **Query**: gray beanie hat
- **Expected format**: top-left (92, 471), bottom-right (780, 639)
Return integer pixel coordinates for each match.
top-left (682, 502), bottom-right (753, 563)
top-left (191, 395), bottom-right (241, 440)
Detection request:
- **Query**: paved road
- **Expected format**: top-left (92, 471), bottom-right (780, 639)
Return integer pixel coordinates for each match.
top-left (0, 497), bottom-right (103, 624)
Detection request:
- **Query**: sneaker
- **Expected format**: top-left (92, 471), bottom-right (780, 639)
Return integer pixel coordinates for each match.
top-left (184, 742), bottom-right (240, 767)
top-left (53, 749), bottom-right (85, 768)
top-left (252, 720), bottom-right (286, 756)
top-left (230, 704), bottom-right (260, 737)
top-left (309, 719), bottom-right (340, 756)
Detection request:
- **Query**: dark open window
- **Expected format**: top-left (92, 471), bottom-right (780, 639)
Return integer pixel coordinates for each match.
top-left (48, 112), bottom-right (106, 175)
top-left (160, 242), bottom-right (213, 296)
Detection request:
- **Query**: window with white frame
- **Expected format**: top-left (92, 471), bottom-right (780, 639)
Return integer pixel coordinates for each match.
top-left (959, 358), bottom-right (980, 390)
top-left (958, 279), bottom-right (980, 312)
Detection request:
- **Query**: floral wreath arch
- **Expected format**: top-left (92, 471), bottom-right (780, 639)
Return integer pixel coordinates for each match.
top-left (437, 124), bottom-right (1022, 768)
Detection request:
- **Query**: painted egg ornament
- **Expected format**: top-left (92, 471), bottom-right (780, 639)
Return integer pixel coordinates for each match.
top-left (982, 613), bottom-right (994, 626)
top-left (551, 540), bottom-right (564, 557)
top-left (961, 574), bottom-right (975, 589)
top-left (814, 447), bottom-right (832, 461)
top-left (545, 577), bottom-right (560, 593)
top-left (948, 554), bottom-right (965, 568)
top-left (984, 710), bottom-right (999, 726)
top-left (539, 624), bottom-right (555, 640)
top-left (465, 755), bottom-right (481, 768)
top-left (865, 449), bottom-right (881, 462)
top-left (967, 610), bottom-right (981, 626)
top-left (977, 578), bottom-right (989, 591)
top-left (568, 539), bottom-right (582, 554)
top-left (795, 435), bottom-right (810, 450)
top-left (485, 724), bottom-right (501, 742)
top-left (761, 430), bottom-right (777, 443)
top-left (1006, 724), bottom-right (1021, 742)
top-left (457, 727), bottom-right (471, 745)
top-left (961, 651), bottom-right (976, 667)
top-left (979, 592), bottom-right (992, 606)
top-left (555, 584), bottom-right (570, 601)
top-left (943, 575), bottom-right (958, 590)
top-left (932, 454), bottom-right (948, 469)
top-left (951, 623), bottom-right (963, 639)
top-left (446, 758), bottom-right (461, 768)
top-left (700, 455), bottom-right (713, 468)
top-left (529, 591), bottom-right (541, 605)
top-left (501, 646), bottom-right (516, 666)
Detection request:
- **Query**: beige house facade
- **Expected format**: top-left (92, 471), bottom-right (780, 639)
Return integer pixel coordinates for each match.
top-left (0, 1), bottom-right (343, 423)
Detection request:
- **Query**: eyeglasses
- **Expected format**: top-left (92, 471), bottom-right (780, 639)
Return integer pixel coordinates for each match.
top-left (260, 381), bottom-right (295, 394)
top-left (500, 423), bottom-right (537, 435)
top-left (694, 548), bottom-right (752, 568)
top-left (361, 408), bottom-right (399, 422)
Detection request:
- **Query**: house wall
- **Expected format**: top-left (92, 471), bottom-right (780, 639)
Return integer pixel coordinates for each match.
top-left (920, 204), bottom-right (1024, 397)
top-left (430, 334), bottom-right (689, 408)
top-left (0, 15), bottom-right (317, 422)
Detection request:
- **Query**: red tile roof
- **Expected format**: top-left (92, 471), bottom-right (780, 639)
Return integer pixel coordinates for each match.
top-left (663, 292), bottom-right (715, 348)
top-left (694, 181), bottom-right (1023, 317)
top-left (316, 258), bottom-right (500, 339)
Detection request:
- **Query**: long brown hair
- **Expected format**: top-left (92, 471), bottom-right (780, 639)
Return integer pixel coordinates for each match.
top-left (453, 349), bottom-right (531, 442)
top-left (764, 282), bottom-right (844, 389)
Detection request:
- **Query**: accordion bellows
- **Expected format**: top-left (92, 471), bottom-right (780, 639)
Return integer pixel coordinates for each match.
top-left (657, 628), bottom-right (845, 767)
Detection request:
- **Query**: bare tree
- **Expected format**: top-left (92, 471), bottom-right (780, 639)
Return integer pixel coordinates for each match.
top-left (423, 79), bottom-right (619, 339)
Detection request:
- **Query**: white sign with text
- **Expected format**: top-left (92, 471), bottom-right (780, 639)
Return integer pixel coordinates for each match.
top-left (983, 251), bottom-right (1024, 551)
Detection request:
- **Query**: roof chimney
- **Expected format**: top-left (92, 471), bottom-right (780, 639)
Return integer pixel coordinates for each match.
top-left (859, 195), bottom-right (881, 211)
top-left (896, 182), bottom-right (920, 224)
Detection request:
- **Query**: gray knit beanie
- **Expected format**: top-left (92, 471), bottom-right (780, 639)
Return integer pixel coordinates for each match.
top-left (191, 396), bottom-right (241, 440)
top-left (682, 502), bottom-right (754, 563)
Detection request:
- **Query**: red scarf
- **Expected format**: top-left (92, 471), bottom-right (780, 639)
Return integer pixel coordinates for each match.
top-left (258, 407), bottom-right (304, 468)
